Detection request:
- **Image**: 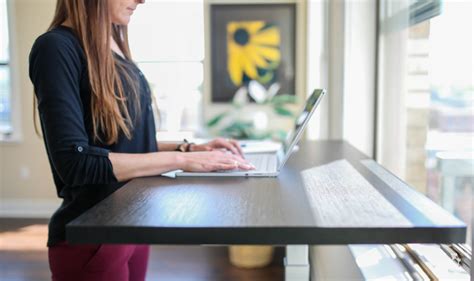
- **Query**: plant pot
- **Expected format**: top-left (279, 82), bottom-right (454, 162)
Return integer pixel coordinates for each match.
top-left (228, 245), bottom-right (275, 268)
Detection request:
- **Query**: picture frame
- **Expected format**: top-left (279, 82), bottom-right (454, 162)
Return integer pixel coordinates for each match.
top-left (204, 0), bottom-right (307, 105)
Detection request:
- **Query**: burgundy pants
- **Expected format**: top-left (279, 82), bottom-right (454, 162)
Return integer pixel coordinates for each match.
top-left (48, 242), bottom-right (149, 281)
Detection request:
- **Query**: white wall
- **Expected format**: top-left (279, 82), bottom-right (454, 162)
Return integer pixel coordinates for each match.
top-left (0, 0), bottom-right (60, 217)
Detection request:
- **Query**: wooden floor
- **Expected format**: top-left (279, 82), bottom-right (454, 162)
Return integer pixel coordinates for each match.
top-left (0, 219), bottom-right (284, 281)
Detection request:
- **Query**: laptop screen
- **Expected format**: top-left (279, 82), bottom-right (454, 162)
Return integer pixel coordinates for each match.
top-left (279, 89), bottom-right (326, 167)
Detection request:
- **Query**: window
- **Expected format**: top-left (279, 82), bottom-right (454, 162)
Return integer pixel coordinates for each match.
top-left (128, 0), bottom-right (204, 134)
top-left (378, 0), bottom-right (473, 243)
top-left (422, 2), bottom-right (472, 242)
top-left (0, 0), bottom-right (11, 135)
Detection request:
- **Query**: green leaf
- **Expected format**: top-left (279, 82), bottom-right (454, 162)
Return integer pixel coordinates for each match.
top-left (248, 131), bottom-right (272, 140)
top-left (270, 94), bottom-right (297, 105)
top-left (274, 106), bottom-right (294, 117)
top-left (272, 129), bottom-right (288, 142)
top-left (220, 121), bottom-right (255, 139)
top-left (206, 112), bottom-right (228, 127)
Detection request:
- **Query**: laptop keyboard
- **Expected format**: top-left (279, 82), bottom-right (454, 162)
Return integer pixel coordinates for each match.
top-left (245, 154), bottom-right (277, 171)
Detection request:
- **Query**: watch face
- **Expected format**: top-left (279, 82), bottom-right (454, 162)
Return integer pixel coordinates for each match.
top-left (179, 144), bottom-right (187, 152)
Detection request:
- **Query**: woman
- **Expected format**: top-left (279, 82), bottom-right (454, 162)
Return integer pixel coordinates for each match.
top-left (29, 0), bottom-right (253, 280)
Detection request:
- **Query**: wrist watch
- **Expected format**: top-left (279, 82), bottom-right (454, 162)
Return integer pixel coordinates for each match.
top-left (175, 139), bottom-right (194, 152)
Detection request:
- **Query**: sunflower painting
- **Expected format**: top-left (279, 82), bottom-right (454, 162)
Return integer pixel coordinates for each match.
top-left (227, 21), bottom-right (281, 87)
top-left (210, 4), bottom-right (296, 102)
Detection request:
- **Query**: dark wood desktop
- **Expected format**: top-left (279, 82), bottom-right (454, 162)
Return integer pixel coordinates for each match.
top-left (66, 140), bottom-right (466, 245)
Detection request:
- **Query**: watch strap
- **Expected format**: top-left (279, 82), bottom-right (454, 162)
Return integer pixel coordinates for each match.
top-left (175, 139), bottom-right (195, 152)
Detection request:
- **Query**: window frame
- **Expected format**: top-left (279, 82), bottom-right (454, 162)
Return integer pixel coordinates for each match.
top-left (379, 0), bottom-right (442, 33)
top-left (409, 0), bottom-right (442, 26)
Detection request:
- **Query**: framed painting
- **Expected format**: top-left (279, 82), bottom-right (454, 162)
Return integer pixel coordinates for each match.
top-left (207, 1), bottom-right (298, 103)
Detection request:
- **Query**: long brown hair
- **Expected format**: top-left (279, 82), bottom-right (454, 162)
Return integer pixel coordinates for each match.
top-left (35, 0), bottom-right (140, 145)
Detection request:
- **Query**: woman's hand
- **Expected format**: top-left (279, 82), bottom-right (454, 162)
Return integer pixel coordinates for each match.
top-left (177, 150), bottom-right (254, 172)
top-left (190, 137), bottom-right (244, 157)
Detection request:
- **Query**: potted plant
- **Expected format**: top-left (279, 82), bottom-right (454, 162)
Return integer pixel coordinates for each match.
top-left (207, 80), bottom-right (297, 141)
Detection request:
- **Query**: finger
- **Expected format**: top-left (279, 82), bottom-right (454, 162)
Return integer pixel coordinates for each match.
top-left (208, 150), bottom-right (247, 165)
top-left (222, 155), bottom-right (254, 169)
top-left (219, 152), bottom-right (245, 163)
top-left (230, 153), bottom-right (250, 164)
top-left (230, 140), bottom-right (244, 157)
top-left (201, 161), bottom-right (232, 171)
top-left (210, 138), bottom-right (241, 155)
top-left (229, 139), bottom-right (244, 156)
top-left (219, 158), bottom-right (254, 171)
top-left (218, 156), bottom-right (238, 165)
top-left (213, 163), bottom-right (238, 171)
top-left (218, 139), bottom-right (240, 156)
top-left (238, 162), bottom-right (255, 170)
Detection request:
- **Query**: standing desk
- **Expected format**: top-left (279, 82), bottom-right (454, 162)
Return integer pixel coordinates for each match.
top-left (67, 140), bottom-right (466, 280)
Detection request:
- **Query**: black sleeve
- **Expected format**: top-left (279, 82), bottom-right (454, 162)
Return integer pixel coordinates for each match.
top-left (29, 33), bottom-right (118, 186)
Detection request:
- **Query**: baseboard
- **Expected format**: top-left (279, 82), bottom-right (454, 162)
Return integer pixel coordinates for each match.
top-left (0, 198), bottom-right (61, 218)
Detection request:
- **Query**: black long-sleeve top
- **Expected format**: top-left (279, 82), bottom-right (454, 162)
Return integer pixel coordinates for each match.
top-left (29, 26), bottom-right (158, 246)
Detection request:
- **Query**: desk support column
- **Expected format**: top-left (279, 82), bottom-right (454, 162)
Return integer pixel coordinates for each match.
top-left (285, 245), bottom-right (310, 281)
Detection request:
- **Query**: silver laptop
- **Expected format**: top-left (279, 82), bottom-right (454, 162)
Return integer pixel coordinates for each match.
top-left (176, 89), bottom-right (326, 177)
